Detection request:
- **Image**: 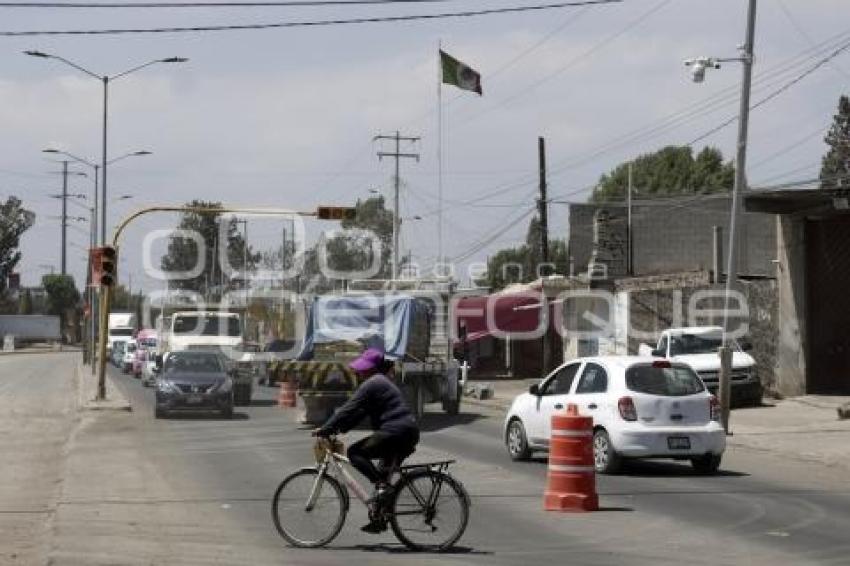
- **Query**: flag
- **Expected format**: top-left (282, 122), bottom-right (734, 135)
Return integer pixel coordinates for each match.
top-left (440, 50), bottom-right (482, 95)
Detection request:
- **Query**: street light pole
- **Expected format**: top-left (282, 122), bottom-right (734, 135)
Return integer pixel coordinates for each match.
top-left (101, 76), bottom-right (108, 245)
top-left (718, 0), bottom-right (757, 433)
top-left (25, 50), bottom-right (185, 241)
top-left (61, 160), bottom-right (68, 275)
top-left (684, 0), bottom-right (757, 434)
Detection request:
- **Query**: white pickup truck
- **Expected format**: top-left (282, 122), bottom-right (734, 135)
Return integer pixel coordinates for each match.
top-left (638, 326), bottom-right (761, 406)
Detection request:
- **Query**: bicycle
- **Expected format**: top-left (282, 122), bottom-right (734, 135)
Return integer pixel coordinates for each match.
top-left (271, 436), bottom-right (470, 551)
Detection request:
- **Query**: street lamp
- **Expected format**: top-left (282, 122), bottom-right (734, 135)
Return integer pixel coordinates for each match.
top-left (26, 50), bottom-right (186, 243)
top-left (684, 0), bottom-right (757, 433)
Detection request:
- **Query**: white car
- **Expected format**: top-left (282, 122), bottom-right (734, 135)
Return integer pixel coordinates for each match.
top-left (140, 352), bottom-right (159, 387)
top-left (504, 356), bottom-right (726, 474)
top-left (121, 340), bottom-right (137, 374)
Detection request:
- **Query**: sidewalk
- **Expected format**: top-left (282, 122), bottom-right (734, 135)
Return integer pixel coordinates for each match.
top-left (463, 379), bottom-right (850, 470)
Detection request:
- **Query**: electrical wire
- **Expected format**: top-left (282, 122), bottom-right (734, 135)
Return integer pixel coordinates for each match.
top-left (0, 0), bottom-right (469, 7)
top-left (686, 36), bottom-right (850, 146)
top-left (0, 0), bottom-right (623, 36)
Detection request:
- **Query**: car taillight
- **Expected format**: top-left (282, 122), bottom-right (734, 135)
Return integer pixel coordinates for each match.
top-left (709, 395), bottom-right (721, 422)
top-left (618, 396), bottom-right (638, 422)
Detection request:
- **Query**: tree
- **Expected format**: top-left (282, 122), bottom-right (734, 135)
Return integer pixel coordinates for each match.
top-left (260, 196), bottom-right (394, 293)
top-left (18, 289), bottom-right (33, 315)
top-left (590, 146), bottom-right (734, 203)
top-left (820, 95), bottom-right (850, 189)
top-left (160, 201), bottom-right (259, 293)
top-left (42, 274), bottom-right (80, 340)
top-left (0, 197), bottom-right (35, 295)
top-left (478, 216), bottom-right (570, 291)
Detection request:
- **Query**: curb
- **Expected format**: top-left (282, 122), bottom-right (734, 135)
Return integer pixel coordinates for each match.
top-left (76, 363), bottom-right (132, 412)
top-left (461, 396), bottom-right (511, 412)
top-left (0, 347), bottom-right (82, 356)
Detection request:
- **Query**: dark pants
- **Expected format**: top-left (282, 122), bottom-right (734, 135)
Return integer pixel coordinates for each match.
top-left (347, 428), bottom-right (419, 484)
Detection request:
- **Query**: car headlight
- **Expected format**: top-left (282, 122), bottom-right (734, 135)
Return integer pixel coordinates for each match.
top-left (157, 380), bottom-right (177, 393)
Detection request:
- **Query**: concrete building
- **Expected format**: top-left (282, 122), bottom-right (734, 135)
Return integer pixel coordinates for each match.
top-left (745, 188), bottom-right (850, 396)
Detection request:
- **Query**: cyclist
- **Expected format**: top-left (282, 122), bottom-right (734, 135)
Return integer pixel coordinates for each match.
top-left (313, 347), bottom-right (420, 534)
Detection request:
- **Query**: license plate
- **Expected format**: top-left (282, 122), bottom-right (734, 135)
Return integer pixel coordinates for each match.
top-left (668, 436), bottom-right (691, 450)
top-left (186, 394), bottom-right (203, 404)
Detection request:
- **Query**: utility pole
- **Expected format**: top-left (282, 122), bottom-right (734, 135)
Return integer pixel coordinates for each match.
top-left (626, 161), bottom-right (634, 275)
top-left (375, 132), bottom-right (420, 280)
top-left (60, 161), bottom-right (68, 275)
top-left (538, 137), bottom-right (549, 275)
top-left (719, 0), bottom-right (757, 434)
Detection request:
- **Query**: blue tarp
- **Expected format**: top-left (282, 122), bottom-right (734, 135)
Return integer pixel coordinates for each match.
top-left (297, 295), bottom-right (426, 361)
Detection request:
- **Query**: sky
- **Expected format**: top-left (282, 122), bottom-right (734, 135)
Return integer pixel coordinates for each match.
top-left (1, 0), bottom-right (848, 292)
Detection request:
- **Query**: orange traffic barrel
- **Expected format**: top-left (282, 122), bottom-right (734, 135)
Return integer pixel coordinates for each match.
top-left (544, 404), bottom-right (599, 512)
top-left (278, 379), bottom-right (297, 408)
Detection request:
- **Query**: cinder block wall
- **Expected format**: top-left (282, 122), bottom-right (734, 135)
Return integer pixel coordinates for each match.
top-left (569, 197), bottom-right (777, 277)
top-left (624, 279), bottom-right (778, 394)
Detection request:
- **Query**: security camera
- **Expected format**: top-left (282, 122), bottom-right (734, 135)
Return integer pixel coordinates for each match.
top-left (691, 62), bottom-right (707, 83)
top-left (684, 57), bottom-right (718, 83)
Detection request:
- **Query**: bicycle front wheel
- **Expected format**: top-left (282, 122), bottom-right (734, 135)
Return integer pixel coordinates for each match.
top-left (272, 468), bottom-right (347, 548)
top-left (389, 470), bottom-right (470, 551)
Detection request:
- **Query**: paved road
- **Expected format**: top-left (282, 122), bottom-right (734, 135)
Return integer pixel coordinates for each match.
top-left (47, 361), bottom-right (850, 565)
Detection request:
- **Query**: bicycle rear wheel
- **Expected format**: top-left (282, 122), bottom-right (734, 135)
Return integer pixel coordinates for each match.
top-left (389, 469), bottom-right (470, 551)
top-left (271, 468), bottom-right (347, 548)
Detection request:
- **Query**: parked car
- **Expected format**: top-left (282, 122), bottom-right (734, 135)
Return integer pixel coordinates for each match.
top-left (504, 356), bottom-right (726, 474)
top-left (154, 350), bottom-right (235, 419)
top-left (122, 340), bottom-right (138, 374)
top-left (638, 326), bottom-right (760, 406)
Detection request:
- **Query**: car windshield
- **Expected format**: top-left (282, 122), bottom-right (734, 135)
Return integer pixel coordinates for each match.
top-left (111, 328), bottom-right (134, 337)
top-left (140, 338), bottom-right (157, 348)
top-left (126, 343), bottom-right (137, 353)
top-left (172, 315), bottom-right (241, 337)
top-left (669, 333), bottom-right (723, 355)
top-left (163, 353), bottom-right (224, 374)
top-left (626, 364), bottom-right (705, 396)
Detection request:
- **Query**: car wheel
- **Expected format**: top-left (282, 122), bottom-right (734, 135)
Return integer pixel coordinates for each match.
top-left (154, 407), bottom-right (166, 419)
top-left (506, 419), bottom-right (531, 461)
top-left (221, 406), bottom-right (234, 419)
top-left (592, 429), bottom-right (622, 474)
top-left (691, 454), bottom-right (722, 475)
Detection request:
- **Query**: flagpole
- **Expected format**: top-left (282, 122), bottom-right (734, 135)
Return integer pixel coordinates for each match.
top-left (437, 39), bottom-right (444, 271)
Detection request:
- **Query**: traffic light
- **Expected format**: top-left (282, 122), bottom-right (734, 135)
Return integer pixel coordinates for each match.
top-left (316, 206), bottom-right (357, 221)
top-left (99, 246), bottom-right (117, 287)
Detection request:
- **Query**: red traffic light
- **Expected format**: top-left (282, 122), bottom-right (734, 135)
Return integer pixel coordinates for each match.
top-left (95, 246), bottom-right (117, 287)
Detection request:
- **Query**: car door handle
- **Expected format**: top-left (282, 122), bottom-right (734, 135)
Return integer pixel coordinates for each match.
top-left (587, 403), bottom-right (598, 409)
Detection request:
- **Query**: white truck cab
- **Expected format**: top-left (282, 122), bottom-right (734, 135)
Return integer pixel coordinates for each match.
top-left (638, 326), bottom-right (761, 406)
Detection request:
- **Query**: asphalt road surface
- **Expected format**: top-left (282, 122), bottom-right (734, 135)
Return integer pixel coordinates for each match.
top-left (47, 361), bottom-right (850, 565)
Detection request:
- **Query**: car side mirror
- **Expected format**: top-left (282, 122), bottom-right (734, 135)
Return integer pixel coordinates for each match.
top-left (740, 340), bottom-right (753, 351)
top-left (651, 349), bottom-right (664, 357)
top-left (529, 384), bottom-right (540, 396)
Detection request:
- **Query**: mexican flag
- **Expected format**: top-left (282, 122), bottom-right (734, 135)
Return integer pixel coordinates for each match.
top-left (440, 50), bottom-right (482, 95)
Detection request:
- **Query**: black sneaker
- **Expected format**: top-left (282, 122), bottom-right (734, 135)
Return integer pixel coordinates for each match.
top-left (360, 515), bottom-right (388, 534)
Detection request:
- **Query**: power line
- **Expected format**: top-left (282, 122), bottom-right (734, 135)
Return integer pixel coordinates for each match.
top-left (0, 0), bottom-right (623, 36)
top-left (455, 0), bottom-right (671, 127)
top-left (0, 0), bottom-right (462, 7)
top-left (686, 35), bottom-right (850, 146)
top-left (542, 26), bottom-right (850, 181)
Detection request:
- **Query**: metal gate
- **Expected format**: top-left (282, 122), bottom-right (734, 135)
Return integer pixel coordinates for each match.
top-left (805, 215), bottom-right (850, 394)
